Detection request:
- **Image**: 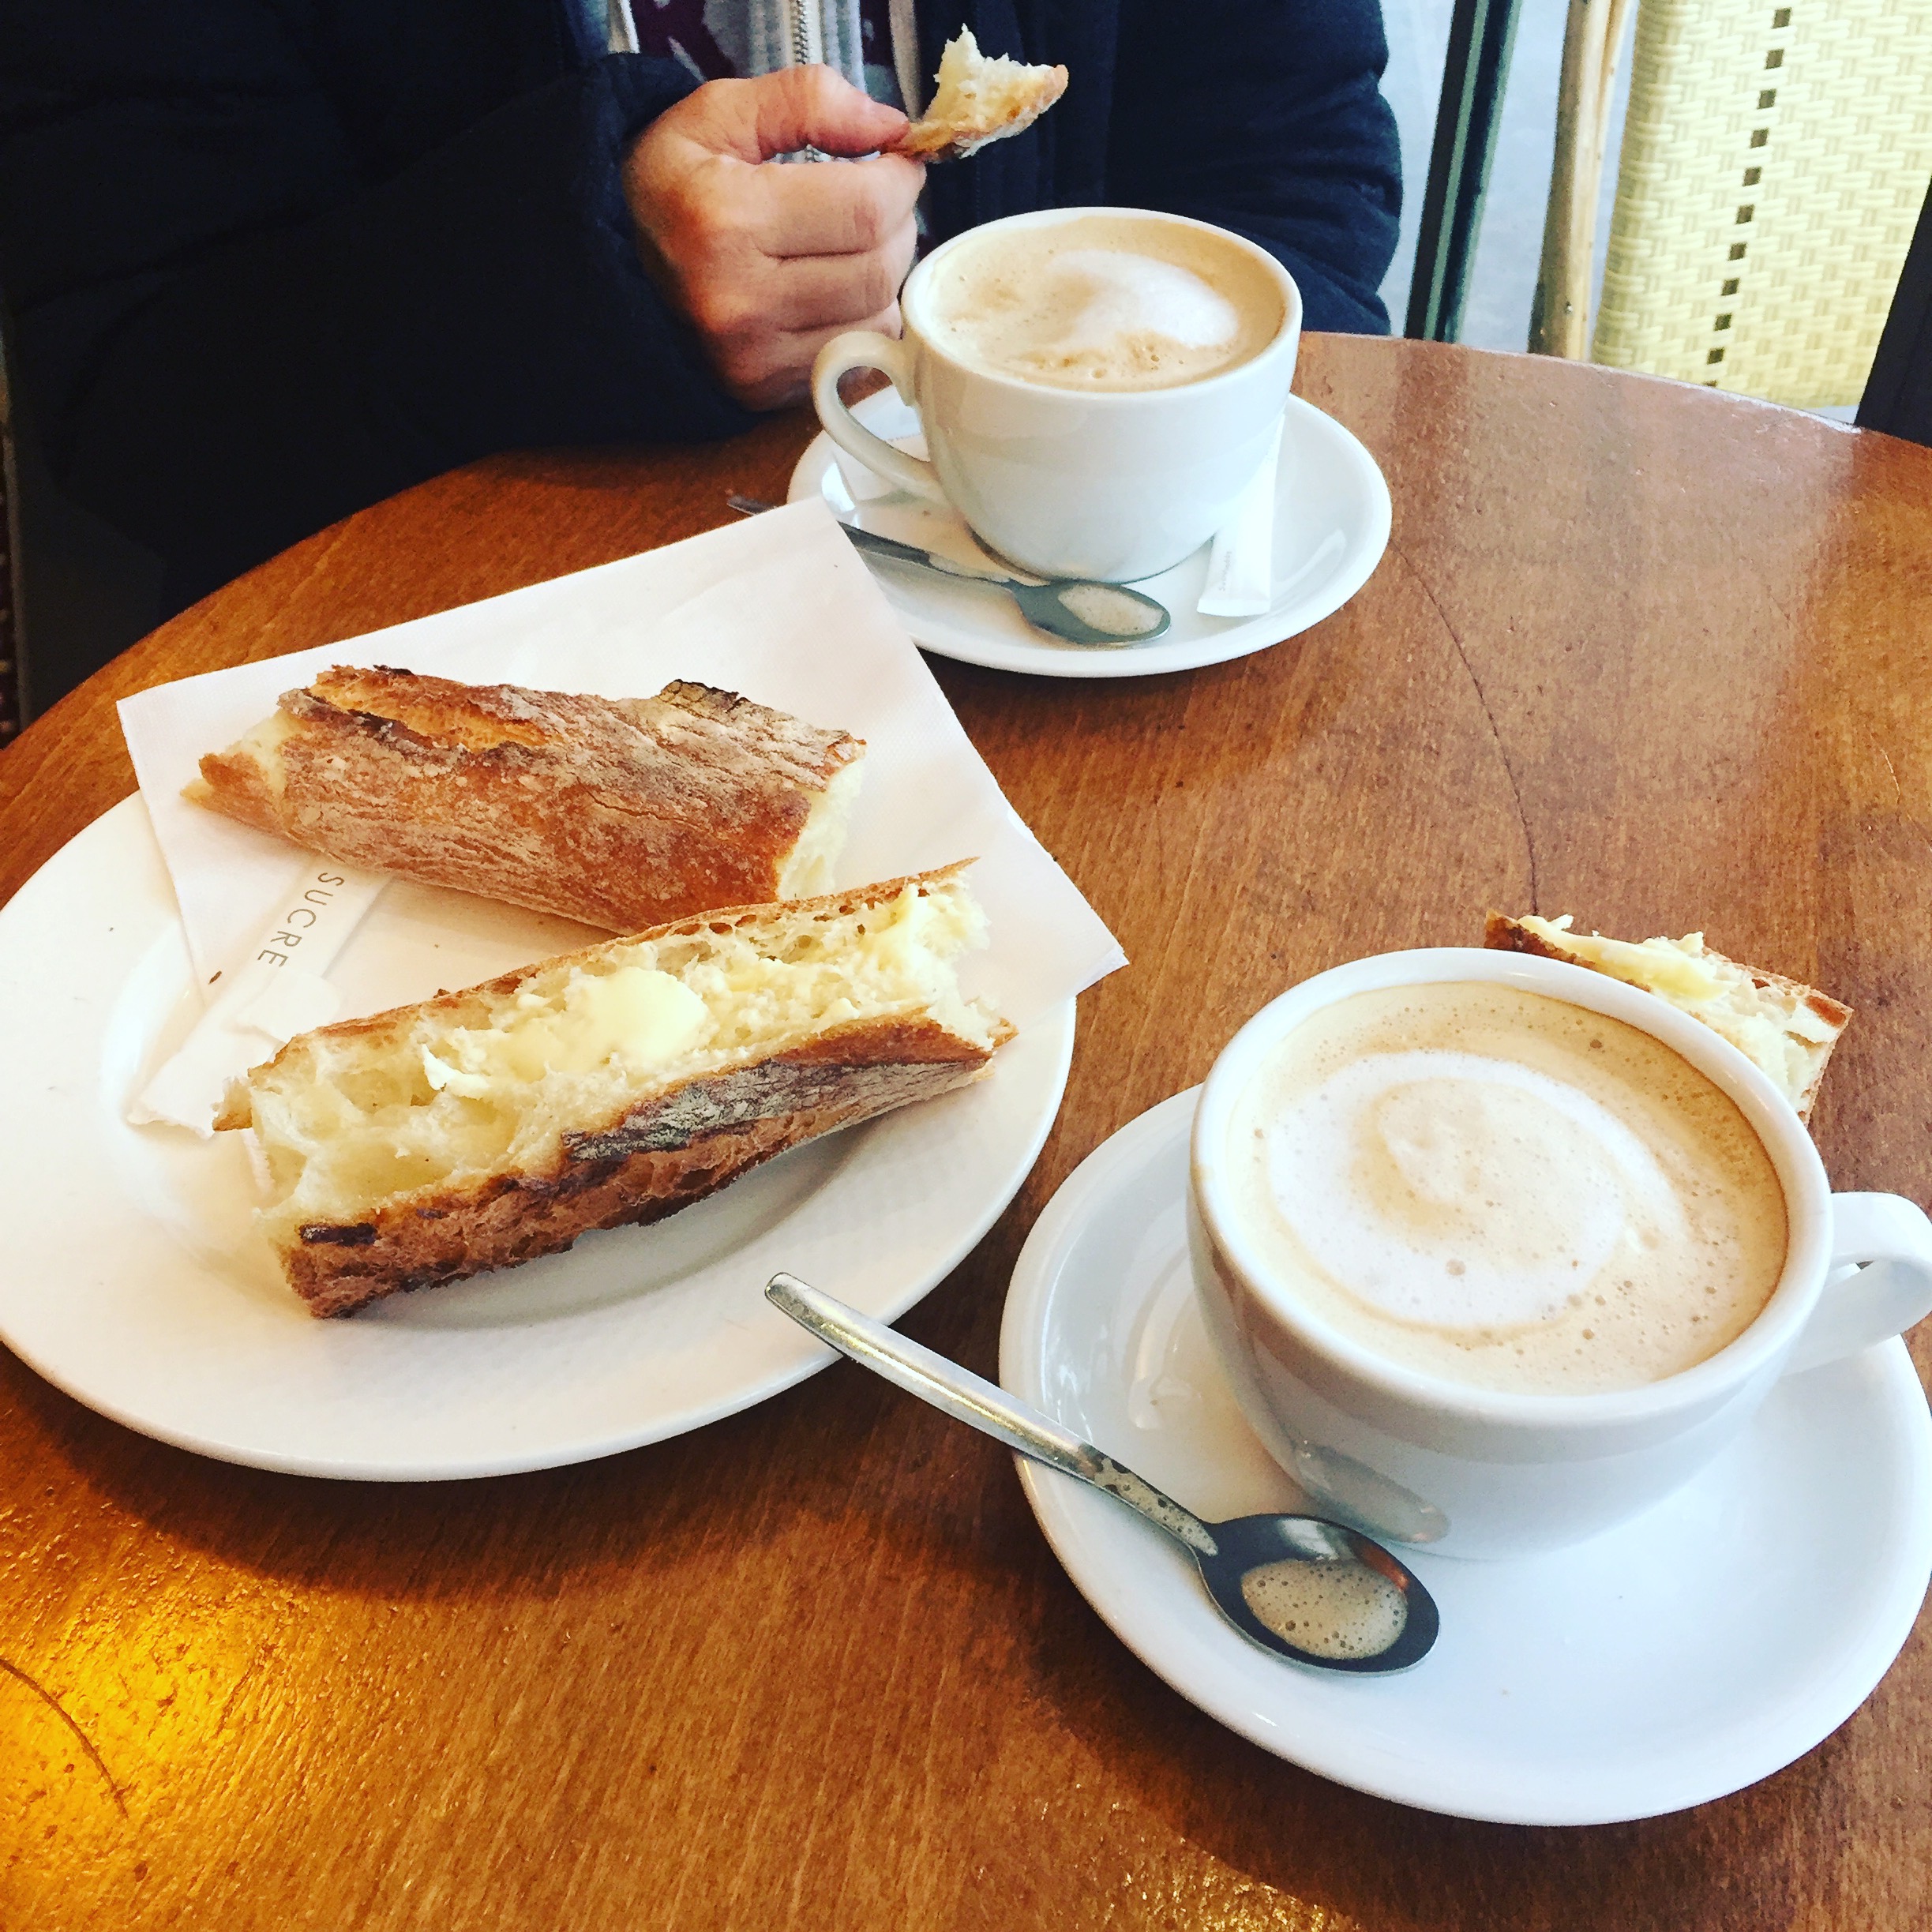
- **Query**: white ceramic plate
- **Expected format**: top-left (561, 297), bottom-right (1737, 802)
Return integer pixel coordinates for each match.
top-left (787, 391), bottom-right (1390, 678)
top-left (0, 797), bottom-right (1074, 1481)
top-left (1000, 1090), bottom-right (1932, 1825)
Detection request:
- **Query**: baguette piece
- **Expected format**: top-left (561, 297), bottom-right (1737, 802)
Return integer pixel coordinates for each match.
top-left (218, 865), bottom-right (1011, 1316)
top-left (188, 667), bottom-right (865, 933)
top-left (892, 28), bottom-right (1067, 161)
top-left (1484, 912), bottom-right (1851, 1121)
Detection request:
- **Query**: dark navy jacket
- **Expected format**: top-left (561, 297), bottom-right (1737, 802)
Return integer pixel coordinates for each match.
top-left (0, 1), bottom-right (1400, 610)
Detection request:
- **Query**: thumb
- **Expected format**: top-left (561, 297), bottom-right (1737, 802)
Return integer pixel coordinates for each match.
top-left (748, 64), bottom-right (910, 159)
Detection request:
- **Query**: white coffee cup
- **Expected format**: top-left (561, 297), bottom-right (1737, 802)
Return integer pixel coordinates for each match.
top-left (810, 207), bottom-right (1302, 583)
top-left (1188, 947), bottom-right (1932, 1559)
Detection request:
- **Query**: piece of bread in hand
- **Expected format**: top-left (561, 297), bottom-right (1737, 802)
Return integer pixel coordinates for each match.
top-left (217, 865), bottom-right (1011, 1316)
top-left (188, 666), bottom-right (865, 934)
top-left (892, 28), bottom-right (1067, 160)
top-left (1484, 912), bottom-right (1851, 1121)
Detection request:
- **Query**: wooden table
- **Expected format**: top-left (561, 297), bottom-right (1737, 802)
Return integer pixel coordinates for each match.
top-left (4, 336), bottom-right (1931, 1931)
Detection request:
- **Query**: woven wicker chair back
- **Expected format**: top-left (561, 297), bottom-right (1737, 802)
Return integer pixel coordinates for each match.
top-left (1590, 0), bottom-right (1932, 406)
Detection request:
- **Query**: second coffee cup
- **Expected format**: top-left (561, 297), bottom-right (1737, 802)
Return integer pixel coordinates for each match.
top-left (1188, 949), bottom-right (1932, 1559)
top-left (811, 208), bottom-right (1302, 584)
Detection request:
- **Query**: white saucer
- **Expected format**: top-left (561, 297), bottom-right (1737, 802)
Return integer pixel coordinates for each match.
top-left (787, 391), bottom-right (1390, 678)
top-left (1000, 1090), bottom-right (1932, 1825)
top-left (0, 797), bottom-right (1074, 1482)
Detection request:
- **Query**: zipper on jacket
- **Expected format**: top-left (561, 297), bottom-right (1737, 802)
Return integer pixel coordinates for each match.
top-left (789, 0), bottom-right (823, 67)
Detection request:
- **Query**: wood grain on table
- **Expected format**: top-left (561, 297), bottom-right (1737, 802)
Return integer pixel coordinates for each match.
top-left (3, 336), bottom-right (1932, 1931)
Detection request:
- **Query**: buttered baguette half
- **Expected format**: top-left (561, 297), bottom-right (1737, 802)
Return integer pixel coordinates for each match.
top-left (189, 666), bottom-right (865, 933)
top-left (218, 865), bottom-right (1011, 1316)
top-left (893, 28), bottom-right (1067, 161)
top-left (1484, 912), bottom-right (1851, 1122)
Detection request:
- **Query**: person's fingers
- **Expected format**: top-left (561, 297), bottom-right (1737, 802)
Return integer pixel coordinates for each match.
top-left (718, 301), bottom-right (904, 411)
top-left (622, 77), bottom-right (921, 411)
top-left (760, 220), bottom-right (917, 330)
top-left (752, 152), bottom-right (925, 257)
top-left (640, 78), bottom-right (758, 162)
top-left (748, 64), bottom-right (910, 159)
top-left (692, 234), bottom-right (906, 361)
top-left (681, 217), bottom-right (902, 385)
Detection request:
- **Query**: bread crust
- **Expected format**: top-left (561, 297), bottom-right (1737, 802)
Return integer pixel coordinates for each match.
top-left (190, 667), bottom-right (864, 933)
top-left (285, 1022), bottom-right (989, 1315)
top-left (894, 75), bottom-right (1067, 158)
top-left (891, 40), bottom-right (1068, 161)
top-left (223, 866), bottom-right (1014, 1316)
top-left (1483, 912), bottom-right (1851, 1121)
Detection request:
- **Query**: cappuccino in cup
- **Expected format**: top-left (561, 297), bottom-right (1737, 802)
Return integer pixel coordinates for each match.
top-left (811, 207), bottom-right (1302, 582)
top-left (1222, 983), bottom-right (1788, 1396)
top-left (1190, 949), bottom-right (1932, 1558)
top-left (921, 213), bottom-right (1285, 393)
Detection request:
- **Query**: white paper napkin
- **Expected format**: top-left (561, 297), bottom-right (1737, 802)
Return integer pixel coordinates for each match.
top-left (118, 498), bottom-right (1125, 1121)
top-left (1197, 411), bottom-right (1285, 618)
top-left (127, 855), bottom-right (387, 1132)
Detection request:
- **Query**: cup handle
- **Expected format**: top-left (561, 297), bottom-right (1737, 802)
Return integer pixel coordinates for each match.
top-left (810, 331), bottom-right (947, 504)
top-left (1783, 1192), bottom-right (1932, 1375)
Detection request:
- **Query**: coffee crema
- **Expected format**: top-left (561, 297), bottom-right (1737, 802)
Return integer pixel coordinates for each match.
top-left (1222, 984), bottom-right (1788, 1395)
top-left (922, 214), bottom-right (1283, 392)
top-left (1239, 1559), bottom-right (1409, 1660)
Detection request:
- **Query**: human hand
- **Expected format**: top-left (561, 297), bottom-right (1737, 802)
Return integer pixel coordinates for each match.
top-left (625, 67), bottom-right (925, 410)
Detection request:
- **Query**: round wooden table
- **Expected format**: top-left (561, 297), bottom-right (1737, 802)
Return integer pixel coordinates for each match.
top-left (4, 336), bottom-right (1931, 1930)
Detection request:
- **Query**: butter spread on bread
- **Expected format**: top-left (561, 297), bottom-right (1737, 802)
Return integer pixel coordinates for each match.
top-left (217, 866), bottom-right (1010, 1316)
top-left (1484, 912), bottom-right (1851, 1121)
top-left (893, 29), bottom-right (1067, 161)
top-left (188, 667), bottom-right (865, 933)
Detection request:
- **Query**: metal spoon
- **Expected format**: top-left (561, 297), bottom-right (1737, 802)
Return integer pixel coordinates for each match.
top-left (766, 1273), bottom-right (1439, 1674)
top-left (726, 496), bottom-right (1171, 648)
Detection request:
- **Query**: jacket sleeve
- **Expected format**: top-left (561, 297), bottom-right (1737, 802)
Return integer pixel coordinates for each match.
top-left (1105, 0), bottom-right (1401, 335)
top-left (0, 20), bottom-right (754, 606)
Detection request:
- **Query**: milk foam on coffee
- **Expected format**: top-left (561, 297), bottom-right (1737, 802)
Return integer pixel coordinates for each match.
top-left (925, 214), bottom-right (1283, 391)
top-left (1223, 984), bottom-right (1788, 1394)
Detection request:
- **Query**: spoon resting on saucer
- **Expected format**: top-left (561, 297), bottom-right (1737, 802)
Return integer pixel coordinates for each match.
top-left (726, 496), bottom-right (1171, 648)
top-left (765, 1273), bottom-right (1439, 1674)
